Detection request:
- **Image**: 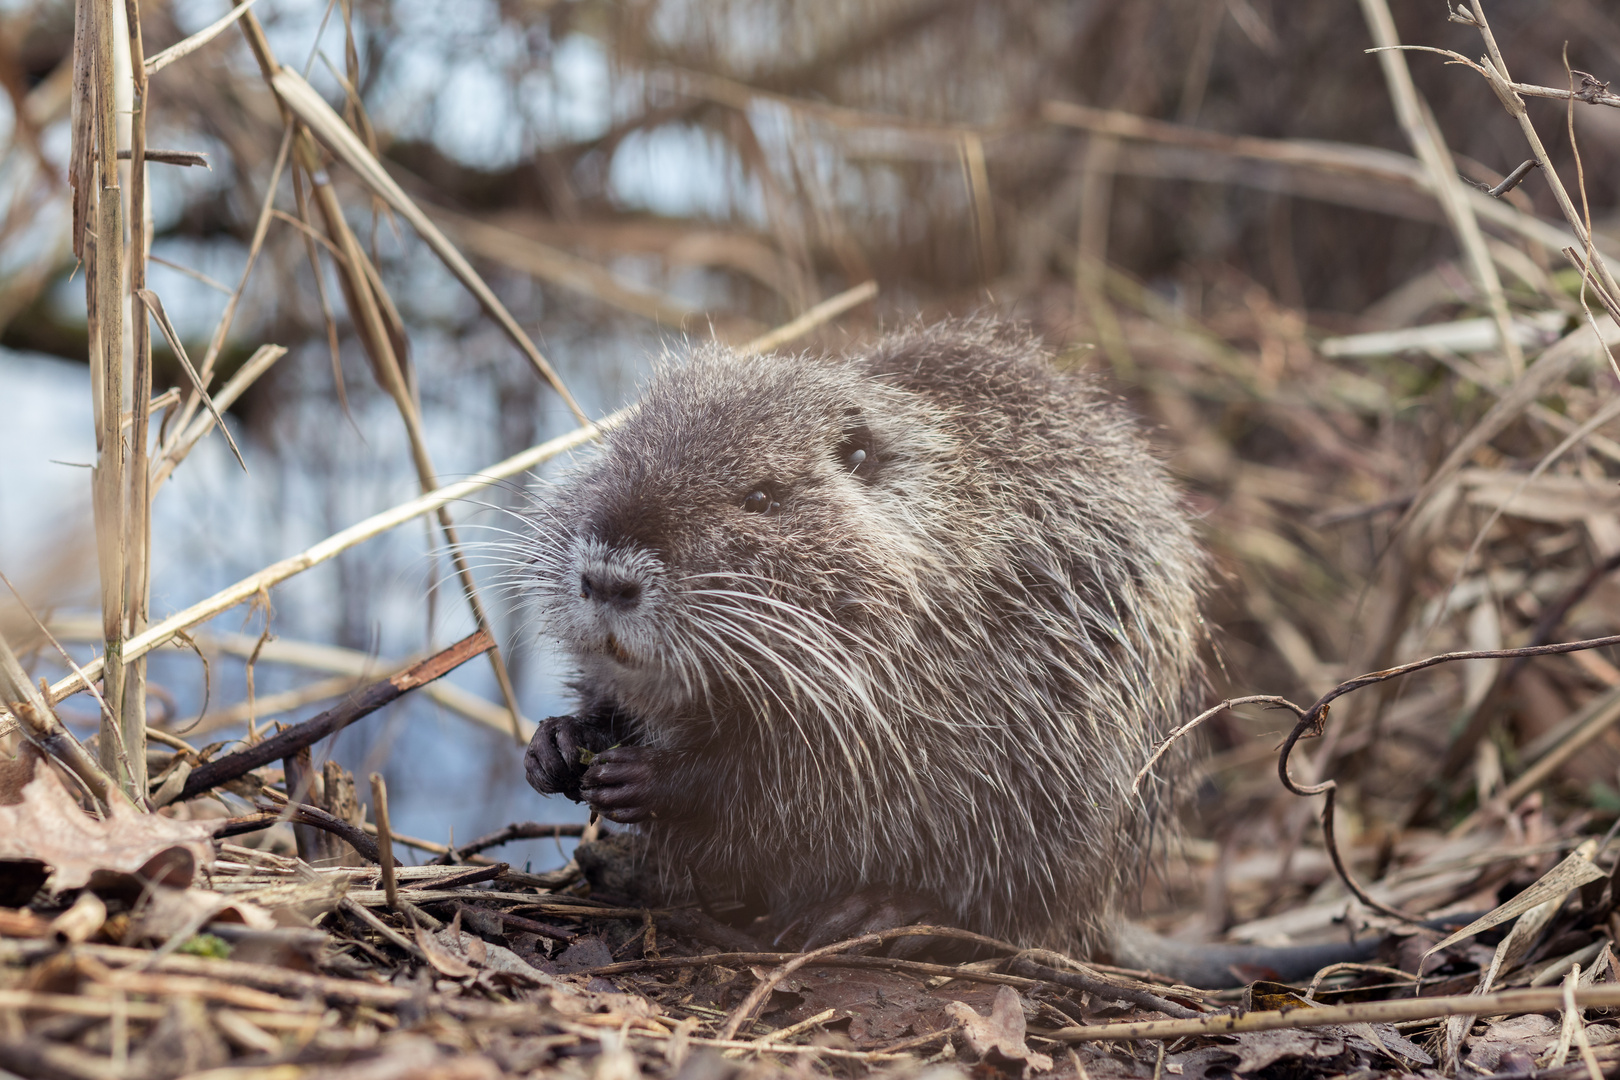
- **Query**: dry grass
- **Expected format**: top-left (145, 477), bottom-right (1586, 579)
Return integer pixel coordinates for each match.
top-left (1, 0), bottom-right (1620, 1076)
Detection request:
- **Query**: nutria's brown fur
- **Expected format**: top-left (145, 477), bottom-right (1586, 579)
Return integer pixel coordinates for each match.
top-left (518, 319), bottom-right (1209, 958)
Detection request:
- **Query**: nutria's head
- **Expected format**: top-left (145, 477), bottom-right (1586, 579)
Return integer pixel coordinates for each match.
top-left (525, 346), bottom-right (957, 732)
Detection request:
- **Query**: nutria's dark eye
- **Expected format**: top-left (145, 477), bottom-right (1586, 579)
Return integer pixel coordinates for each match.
top-left (741, 488), bottom-right (780, 515)
top-left (838, 422), bottom-right (878, 482)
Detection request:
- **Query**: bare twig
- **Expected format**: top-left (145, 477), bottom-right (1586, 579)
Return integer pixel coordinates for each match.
top-left (1277, 634), bottom-right (1620, 917)
top-left (1133, 695), bottom-right (1298, 796)
top-left (175, 630), bottom-right (493, 802)
top-left (1051, 984), bottom-right (1620, 1042)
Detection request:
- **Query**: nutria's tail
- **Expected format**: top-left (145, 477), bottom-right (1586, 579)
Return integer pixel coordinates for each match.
top-left (1108, 921), bottom-right (1379, 989)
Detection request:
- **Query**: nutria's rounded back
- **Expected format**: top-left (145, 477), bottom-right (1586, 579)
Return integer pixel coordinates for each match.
top-left (522, 319), bottom-right (1206, 952)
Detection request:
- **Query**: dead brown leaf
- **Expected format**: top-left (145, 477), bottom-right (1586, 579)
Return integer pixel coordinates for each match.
top-left (416, 922), bottom-right (477, 978)
top-left (1464, 1013), bottom-right (1560, 1072)
top-left (130, 883), bottom-right (277, 942)
top-left (0, 745), bottom-right (218, 892)
top-left (945, 984), bottom-right (1054, 1077)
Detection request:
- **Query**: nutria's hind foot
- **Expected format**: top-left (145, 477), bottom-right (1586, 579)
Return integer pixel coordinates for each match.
top-left (778, 887), bottom-right (947, 958)
top-left (524, 714), bottom-right (618, 802)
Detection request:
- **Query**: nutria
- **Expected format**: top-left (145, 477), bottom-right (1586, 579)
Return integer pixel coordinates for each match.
top-left (518, 319), bottom-right (1361, 986)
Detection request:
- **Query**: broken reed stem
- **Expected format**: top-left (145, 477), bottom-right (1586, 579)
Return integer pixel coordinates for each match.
top-left (156, 123), bottom-right (293, 454)
top-left (370, 773), bottom-right (398, 910)
top-left (230, 9), bottom-right (531, 741)
top-left (302, 152), bottom-right (529, 741)
top-left (265, 65), bottom-right (587, 424)
top-left (150, 343), bottom-right (285, 496)
top-left (121, 0), bottom-right (150, 799)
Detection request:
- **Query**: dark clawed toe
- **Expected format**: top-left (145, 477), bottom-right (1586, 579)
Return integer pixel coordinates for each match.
top-left (524, 714), bottom-right (606, 801)
top-left (580, 746), bottom-right (662, 824)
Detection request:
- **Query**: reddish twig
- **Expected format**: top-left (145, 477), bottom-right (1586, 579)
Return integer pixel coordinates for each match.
top-left (177, 629), bottom-right (493, 802)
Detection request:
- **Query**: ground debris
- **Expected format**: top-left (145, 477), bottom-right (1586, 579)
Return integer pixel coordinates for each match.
top-left (0, 801), bottom-right (1614, 1080)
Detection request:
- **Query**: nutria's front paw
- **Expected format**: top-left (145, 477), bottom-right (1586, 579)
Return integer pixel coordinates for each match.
top-left (524, 714), bottom-right (618, 802)
top-left (579, 746), bottom-right (694, 825)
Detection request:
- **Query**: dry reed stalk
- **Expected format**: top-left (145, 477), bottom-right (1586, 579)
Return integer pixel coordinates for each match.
top-left (1358, 0), bottom-right (1521, 375)
top-left (265, 65), bottom-right (587, 424)
top-left (309, 164), bottom-right (529, 739)
top-left (76, 0), bottom-right (134, 797)
top-left (119, 0), bottom-right (152, 803)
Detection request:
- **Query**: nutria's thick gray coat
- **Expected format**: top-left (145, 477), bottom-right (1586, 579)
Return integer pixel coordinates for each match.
top-left (522, 320), bottom-right (1206, 955)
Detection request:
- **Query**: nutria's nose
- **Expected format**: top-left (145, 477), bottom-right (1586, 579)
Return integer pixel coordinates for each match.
top-left (580, 570), bottom-right (643, 611)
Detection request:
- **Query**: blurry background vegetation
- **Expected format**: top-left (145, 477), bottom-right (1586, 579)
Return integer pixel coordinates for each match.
top-left (2, 0), bottom-right (1620, 930)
